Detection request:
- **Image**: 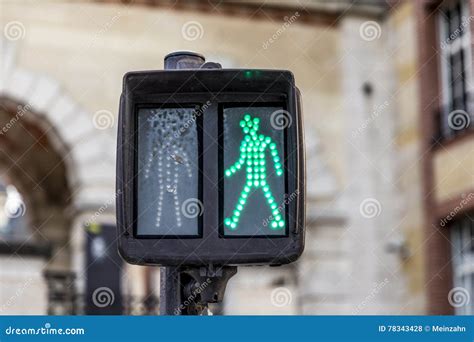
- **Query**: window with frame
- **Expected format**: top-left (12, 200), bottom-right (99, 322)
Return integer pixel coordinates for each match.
top-left (437, 0), bottom-right (473, 141)
top-left (450, 213), bottom-right (474, 315)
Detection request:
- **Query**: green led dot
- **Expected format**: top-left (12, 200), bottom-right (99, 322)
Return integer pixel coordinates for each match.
top-left (244, 186), bottom-right (250, 192)
top-left (230, 222), bottom-right (237, 229)
top-left (244, 114), bottom-right (251, 121)
top-left (254, 181), bottom-right (260, 186)
top-left (274, 156), bottom-right (280, 162)
top-left (260, 161), bottom-right (265, 165)
top-left (275, 215), bottom-right (282, 221)
top-left (270, 143), bottom-right (276, 150)
top-left (225, 170), bottom-right (231, 177)
top-left (265, 137), bottom-right (271, 143)
top-left (243, 127), bottom-right (249, 134)
top-left (273, 210), bottom-right (279, 216)
top-left (260, 174), bottom-right (265, 180)
top-left (278, 221), bottom-right (284, 228)
top-left (276, 170), bottom-right (283, 176)
top-left (265, 192), bottom-right (271, 198)
top-left (240, 120), bottom-right (246, 128)
top-left (224, 218), bottom-right (232, 226)
top-left (237, 204), bottom-right (243, 211)
top-left (271, 150), bottom-right (277, 156)
top-left (259, 134), bottom-right (264, 140)
top-left (268, 198), bottom-right (274, 204)
top-left (271, 203), bottom-right (277, 210)
top-left (242, 193), bottom-right (248, 199)
top-left (234, 210), bottom-right (240, 217)
top-left (271, 222), bottom-right (278, 228)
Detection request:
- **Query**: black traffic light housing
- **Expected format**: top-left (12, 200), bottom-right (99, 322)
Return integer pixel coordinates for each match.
top-left (116, 68), bottom-right (305, 266)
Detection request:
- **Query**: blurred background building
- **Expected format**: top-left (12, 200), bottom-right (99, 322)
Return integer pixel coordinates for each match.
top-left (0, 0), bottom-right (472, 315)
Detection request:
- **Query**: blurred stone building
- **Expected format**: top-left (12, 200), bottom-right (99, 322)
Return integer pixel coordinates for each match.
top-left (0, 0), bottom-right (472, 315)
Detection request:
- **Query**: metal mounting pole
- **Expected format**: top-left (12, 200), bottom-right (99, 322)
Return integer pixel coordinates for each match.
top-left (159, 51), bottom-right (237, 315)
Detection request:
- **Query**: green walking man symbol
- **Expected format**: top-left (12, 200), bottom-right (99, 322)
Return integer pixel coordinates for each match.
top-left (224, 114), bottom-right (285, 231)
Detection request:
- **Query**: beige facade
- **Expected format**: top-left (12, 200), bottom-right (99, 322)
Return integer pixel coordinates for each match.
top-left (0, 0), bottom-right (447, 315)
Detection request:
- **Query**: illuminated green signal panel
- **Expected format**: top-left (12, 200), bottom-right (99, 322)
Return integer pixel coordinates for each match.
top-left (222, 107), bottom-right (287, 237)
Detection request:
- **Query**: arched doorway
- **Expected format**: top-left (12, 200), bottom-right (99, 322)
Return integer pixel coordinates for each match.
top-left (0, 96), bottom-right (73, 314)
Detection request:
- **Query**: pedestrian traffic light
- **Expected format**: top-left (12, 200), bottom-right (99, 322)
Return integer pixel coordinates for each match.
top-left (116, 68), bottom-right (305, 266)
